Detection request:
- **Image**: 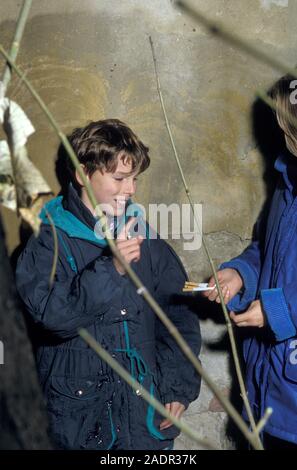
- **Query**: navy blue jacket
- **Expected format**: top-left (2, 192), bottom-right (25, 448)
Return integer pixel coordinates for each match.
top-left (222, 152), bottom-right (297, 443)
top-left (16, 184), bottom-right (201, 450)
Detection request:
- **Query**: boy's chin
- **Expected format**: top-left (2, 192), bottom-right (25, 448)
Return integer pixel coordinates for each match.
top-left (106, 206), bottom-right (126, 217)
top-left (114, 209), bottom-right (125, 217)
top-left (96, 203), bottom-right (126, 218)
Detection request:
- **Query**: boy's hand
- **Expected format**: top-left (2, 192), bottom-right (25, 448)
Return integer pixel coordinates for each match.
top-left (159, 402), bottom-right (185, 431)
top-left (203, 268), bottom-right (243, 305)
top-left (230, 300), bottom-right (265, 328)
top-left (113, 217), bottom-right (144, 275)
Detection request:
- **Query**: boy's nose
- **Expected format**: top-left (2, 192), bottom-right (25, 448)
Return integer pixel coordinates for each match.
top-left (125, 179), bottom-right (136, 196)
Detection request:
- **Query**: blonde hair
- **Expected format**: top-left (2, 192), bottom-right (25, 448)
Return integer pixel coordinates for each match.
top-left (271, 75), bottom-right (297, 157)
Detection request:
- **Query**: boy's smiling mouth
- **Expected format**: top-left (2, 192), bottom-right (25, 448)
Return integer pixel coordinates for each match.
top-left (114, 198), bottom-right (128, 206)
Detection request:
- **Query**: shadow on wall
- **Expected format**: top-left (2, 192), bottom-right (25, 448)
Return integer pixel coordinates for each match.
top-left (55, 140), bottom-right (78, 197)
top-left (225, 86), bottom-right (286, 449)
top-left (189, 80), bottom-right (288, 449)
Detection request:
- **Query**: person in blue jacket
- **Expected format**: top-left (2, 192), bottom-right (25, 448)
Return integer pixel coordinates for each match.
top-left (15, 118), bottom-right (201, 450)
top-left (204, 75), bottom-right (297, 448)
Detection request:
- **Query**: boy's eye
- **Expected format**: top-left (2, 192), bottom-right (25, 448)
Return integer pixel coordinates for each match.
top-left (113, 176), bottom-right (138, 182)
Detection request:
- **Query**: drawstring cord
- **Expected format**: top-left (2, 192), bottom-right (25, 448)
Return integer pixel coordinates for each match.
top-left (115, 321), bottom-right (148, 385)
top-left (56, 231), bottom-right (78, 274)
top-left (106, 406), bottom-right (117, 450)
top-left (115, 321), bottom-right (166, 441)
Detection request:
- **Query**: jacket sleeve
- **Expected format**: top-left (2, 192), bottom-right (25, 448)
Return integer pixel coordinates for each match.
top-left (220, 240), bottom-right (261, 312)
top-left (151, 238), bottom-right (201, 409)
top-left (219, 219), bottom-right (297, 341)
top-left (219, 250), bottom-right (296, 341)
top-left (260, 286), bottom-right (296, 342)
top-left (15, 228), bottom-right (143, 340)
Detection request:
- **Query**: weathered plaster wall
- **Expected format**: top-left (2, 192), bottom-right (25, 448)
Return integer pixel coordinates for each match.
top-left (0, 0), bottom-right (296, 449)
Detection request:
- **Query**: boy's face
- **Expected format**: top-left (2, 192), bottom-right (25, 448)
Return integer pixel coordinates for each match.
top-left (80, 153), bottom-right (138, 217)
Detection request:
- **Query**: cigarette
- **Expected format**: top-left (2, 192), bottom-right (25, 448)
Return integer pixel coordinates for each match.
top-left (183, 282), bottom-right (215, 292)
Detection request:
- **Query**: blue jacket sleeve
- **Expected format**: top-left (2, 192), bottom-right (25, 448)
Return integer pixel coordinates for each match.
top-left (220, 240), bottom-right (261, 312)
top-left (260, 287), bottom-right (296, 342)
top-left (15, 228), bottom-right (143, 340)
top-left (151, 238), bottom-right (201, 409)
top-left (220, 240), bottom-right (296, 341)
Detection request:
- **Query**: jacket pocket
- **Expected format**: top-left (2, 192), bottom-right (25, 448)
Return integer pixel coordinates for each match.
top-left (49, 376), bottom-right (108, 402)
top-left (47, 375), bottom-right (116, 449)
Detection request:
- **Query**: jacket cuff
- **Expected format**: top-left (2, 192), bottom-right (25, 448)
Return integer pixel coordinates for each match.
top-left (220, 259), bottom-right (258, 311)
top-left (260, 288), bottom-right (296, 341)
top-left (161, 392), bottom-right (190, 410)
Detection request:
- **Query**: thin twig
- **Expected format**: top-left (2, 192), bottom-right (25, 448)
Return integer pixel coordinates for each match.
top-left (1, 0), bottom-right (33, 93)
top-left (79, 328), bottom-right (216, 450)
top-left (175, 0), bottom-right (297, 443)
top-left (1, 0), bottom-right (33, 214)
top-left (175, 1), bottom-right (297, 80)
top-left (9, 68), bottom-right (29, 101)
top-left (0, 45), bottom-right (262, 450)
top-left (149, 35), bottom-right (262, 449)
top-left (255, 407), bottom-right (273, 434)
top-left (44, 209), bottom-right (58, 288)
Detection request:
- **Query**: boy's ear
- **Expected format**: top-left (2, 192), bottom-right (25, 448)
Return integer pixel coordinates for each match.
top-left (75, 164), bottom-right (89, 187)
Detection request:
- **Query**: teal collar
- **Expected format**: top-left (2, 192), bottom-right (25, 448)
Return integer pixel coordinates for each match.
top-left (39, 196), bottom-right (145, 247)
top-left (40, 196), bottom-right (107, 246)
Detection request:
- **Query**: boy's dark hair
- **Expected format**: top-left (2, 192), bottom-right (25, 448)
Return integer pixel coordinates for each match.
top-left (67, 119), bottom-right (150, 186)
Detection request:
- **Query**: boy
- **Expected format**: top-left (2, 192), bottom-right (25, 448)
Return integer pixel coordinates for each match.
top-left (16, 119), bottom-right (201, 450)
top-left (204, 76), bottom-right (297, 448)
